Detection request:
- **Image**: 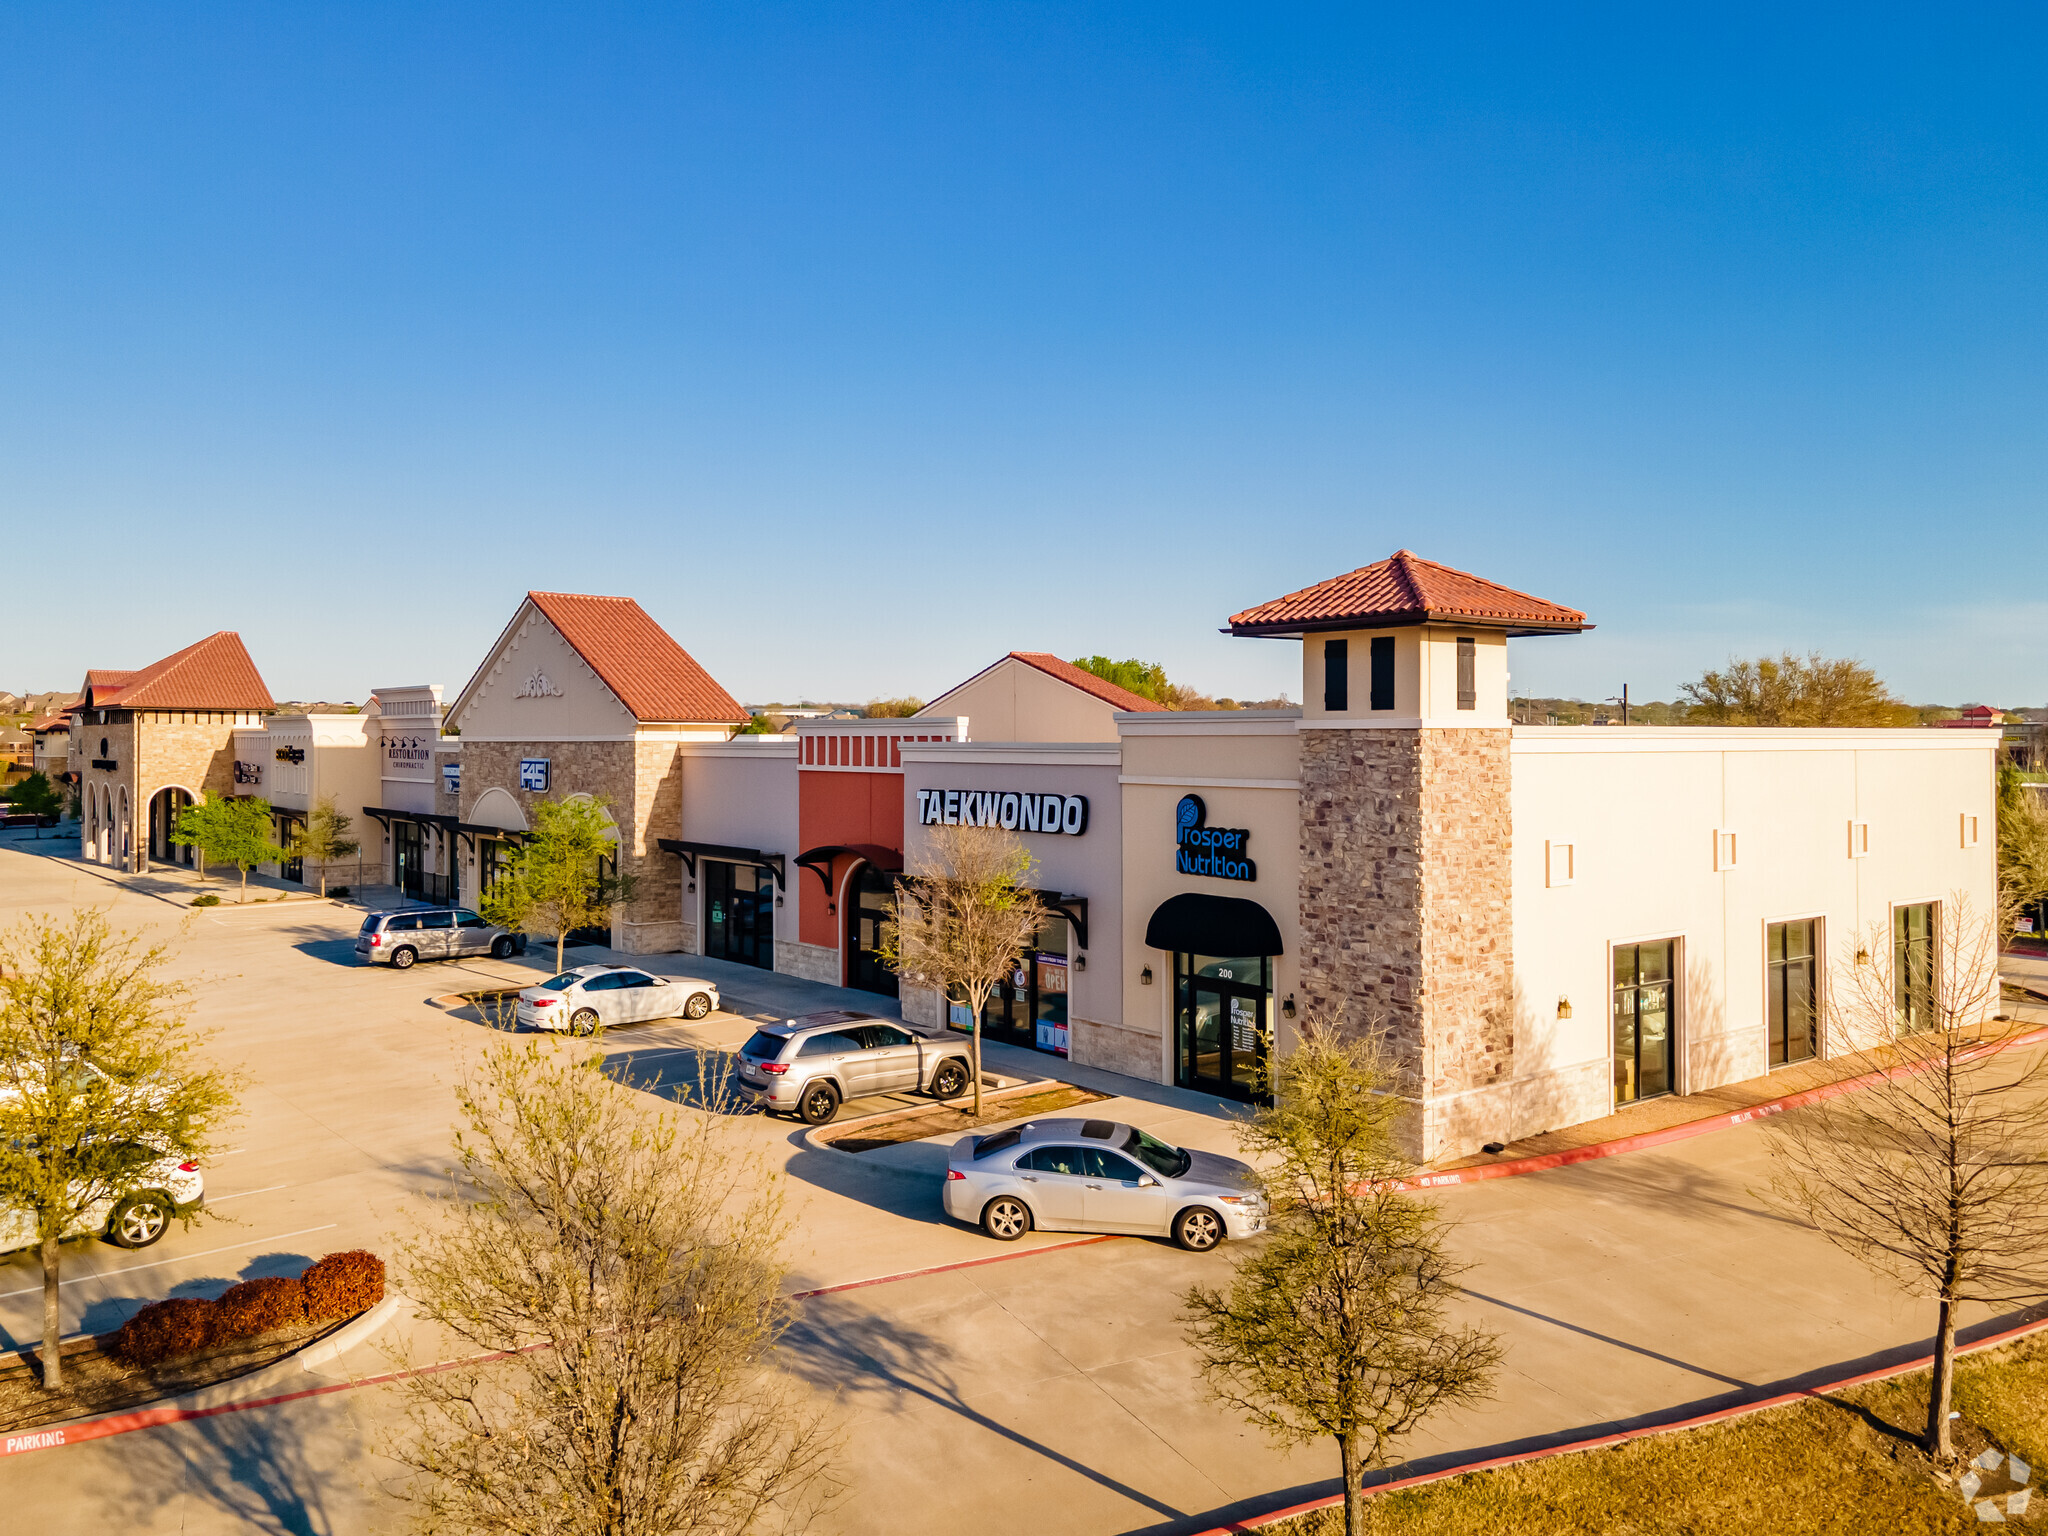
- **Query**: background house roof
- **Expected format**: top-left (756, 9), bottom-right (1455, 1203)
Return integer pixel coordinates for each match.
top-left (80, 634), bottom-right (273, 711)
top-left (1228, 550), bottom-right (1588, 637)
top-left (1005, 653), bottom-right (1168, 713)
top-left (526, 591), bottom-right (748, 724)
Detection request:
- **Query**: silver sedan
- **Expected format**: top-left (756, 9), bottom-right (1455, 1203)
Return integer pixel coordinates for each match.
top-left (515, 965), bottom-right (720, 1035)
top-left (943, 1116), bottom-right (1266, 1251)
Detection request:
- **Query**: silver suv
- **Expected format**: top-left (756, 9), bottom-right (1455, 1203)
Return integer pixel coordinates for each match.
top-left (355, 908), bottom-right (525, 968)
top-left (736, 1011), bottom-right (973, 1124)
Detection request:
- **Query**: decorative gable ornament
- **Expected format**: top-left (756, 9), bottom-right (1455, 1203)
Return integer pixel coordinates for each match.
top-left (515, 669), bottom-right (563, 699)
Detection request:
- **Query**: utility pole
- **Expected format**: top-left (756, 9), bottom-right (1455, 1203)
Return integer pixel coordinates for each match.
top-left (1606, 684), bottom-right (1631, 725)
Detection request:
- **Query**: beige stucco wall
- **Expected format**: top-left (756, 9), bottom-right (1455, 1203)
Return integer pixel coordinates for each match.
top-left (1507, 727), bottom-right (2000, 1141)
top-left (903, 743), bottom-right (1125, 1064)
top-left (1299, 625), bottom-right (1510, 728)
top-left (1116, 712), bottom-right (1304, 1084)
top-left (923, 657), bottom-right (1120, 742)
top-left (677, 737), bottom-right (800, 958)
top-left (450, 604), bottom-right (641, 741)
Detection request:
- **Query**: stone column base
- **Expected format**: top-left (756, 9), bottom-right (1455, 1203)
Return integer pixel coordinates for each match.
top-left (777, 940), bottom-right (841, 986)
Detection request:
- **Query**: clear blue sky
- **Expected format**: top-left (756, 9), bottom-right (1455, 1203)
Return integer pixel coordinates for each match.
top-left (4, 5), bottom-right (2042, 709)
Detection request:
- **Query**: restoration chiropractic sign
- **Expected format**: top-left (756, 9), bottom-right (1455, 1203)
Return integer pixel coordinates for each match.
top-left (918, 789), bottom-right (1089, 836)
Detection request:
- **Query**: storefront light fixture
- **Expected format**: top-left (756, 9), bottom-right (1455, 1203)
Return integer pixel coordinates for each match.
top-left (1074, 955), bottom-right (1086, 972)
top-left (1140, 965), bottom-right (1153, 985)
top-left (1282, 994), bottom-right (1296, 1019)
top-left (1556, 995), bottom-right (1572, 1019)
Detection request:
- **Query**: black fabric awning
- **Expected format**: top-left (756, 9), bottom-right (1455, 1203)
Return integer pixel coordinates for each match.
top-left (1144, 893), bottom-right (1284, 957)
top-left (362, 806), bottom-right (462, 835)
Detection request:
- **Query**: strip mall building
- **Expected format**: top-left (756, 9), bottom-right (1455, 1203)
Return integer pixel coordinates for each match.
top-left (434, 553), bottom-right (1992, 1160)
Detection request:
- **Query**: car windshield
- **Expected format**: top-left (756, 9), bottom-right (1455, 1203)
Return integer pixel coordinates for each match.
top-left (1123, 1127), bottom-right (1191, 1178)
top-left (538, 973), bottom-right (582, 992)
top-left (740, 1031), bottom-right (788, 1059)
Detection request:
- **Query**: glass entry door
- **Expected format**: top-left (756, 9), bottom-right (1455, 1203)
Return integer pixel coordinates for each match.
top-left (1895, 903), bottom-right (1937, 1032)
top-left (705, 860), bottom-right (774, 970)
top-left (846, 864), bottom-right (899, 997)
top-left (393, 820), bottom-right (423, 899)
top-left (1613, 941), bottom-right (1676, 1104)
top-left (1175, 953), bottom-right (1271, 1102)
top-left (1767, 920), bottom-right (1817, 1066)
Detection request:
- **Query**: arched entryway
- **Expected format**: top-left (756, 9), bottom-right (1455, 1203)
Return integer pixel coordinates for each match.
top-left (844, 861), bottom-right (899, 998)
top-left (1145, 893), bottom-right (1285, 1104)
top-left (117, 787), bottom-right (132, 869)
top-left (149, 787), bottom-right (196, 868)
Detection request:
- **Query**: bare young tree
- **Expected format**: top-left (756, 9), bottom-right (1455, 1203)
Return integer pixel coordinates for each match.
top-left (1763, 890), bottom-right (2048, 1463)
top-left (1182, 1022), bottom-right (1503, 1536)
top-left (876, 824), bottom-right (1047, 1115)
top-left (0, 910), bottom-right (239, 1390)
top-left (388, 1037), bottom-right (836, 1535)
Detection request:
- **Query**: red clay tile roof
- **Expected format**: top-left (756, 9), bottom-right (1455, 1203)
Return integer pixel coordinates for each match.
top-left (104, 632), bottom-right (275, 711)
top-left (1229, 550), bottom-right (1587, 636)
top-left (527, 591), bottom-right (748, 724)
top-left (29, 713), bottom-right (71, 733)
top-left (1007, 653), bottom-right (1168, 712)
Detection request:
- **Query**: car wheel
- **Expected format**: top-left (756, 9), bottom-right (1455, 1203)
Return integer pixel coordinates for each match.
top-left (107, 1193), bottom-right (172, 1249)
top-left (798, 1081), bottom-right (841, 1125)
top-left (929, 1059), bottom-right (968, 1099)
top-left (1172, 1206), bottom-right (1225, 1252)
top-left (490, 937), bottom-right (513, 959)
top-left (389, 945), bottom-right (417, 970)
top-left (570, 1008), bottom-right (600, 1037)
top-left (980, 1196), bottom-right (1032, 1242)
top-left (684, 992), bottom-right (712, 1020)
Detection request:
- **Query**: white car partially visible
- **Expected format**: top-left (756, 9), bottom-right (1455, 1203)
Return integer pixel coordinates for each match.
top-left (515, 965), bottom-right (721, 1036)
top-left (0, 1142), bottom-right (205, 1253)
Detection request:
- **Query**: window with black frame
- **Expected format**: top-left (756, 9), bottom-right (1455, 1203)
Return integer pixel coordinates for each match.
top-left (1612, 940), bottom-right (1676, 1104)
top-left (1767, 920), bottom-right (1818, 1066)
top-left (1895, 903), bottom-right (1937, 1033)
top-left (956, 914), bottom-right (1071, 1055)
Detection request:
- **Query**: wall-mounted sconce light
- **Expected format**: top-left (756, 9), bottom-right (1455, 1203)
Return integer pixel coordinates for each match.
top-left (1140, 966), bottom-right (1153, 985)
top-left (775, 896), bottom-right (784, 908)
top-left (687, 881), bottom-right (696, 893)
top-left (1556, 995), bottom-right (1572, 1019)
top-left (1282, 994), bottom-right (1297, 1019)
top-left (1074, 955), bottom-right (1087, 971)
top-left (827, 902), bottom-right (836, 916)
top-left (1855, 945), bottom-right (1871, 966)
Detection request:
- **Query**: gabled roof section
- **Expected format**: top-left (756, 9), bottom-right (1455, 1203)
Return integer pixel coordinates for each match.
top-left (1007, 653), bottom-right (1167, 713)
top-left (1228, 550), bottom-right (1588, 638)
top-left (524, 591), bottom-right (748, 724)
top-left (29, 712), bottom-right (72, 733)
top-left (81, 635), bottom-right (273, 712)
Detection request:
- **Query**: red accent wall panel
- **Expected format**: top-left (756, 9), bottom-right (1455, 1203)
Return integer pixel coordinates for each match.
top-left (796, 770), bottom-right (907, 949)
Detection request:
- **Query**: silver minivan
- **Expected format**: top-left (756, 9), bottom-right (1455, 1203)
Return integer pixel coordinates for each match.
top-left (355, 908), bottom-right (525, 968)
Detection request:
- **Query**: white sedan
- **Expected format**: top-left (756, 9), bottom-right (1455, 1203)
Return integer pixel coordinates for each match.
top-left (0, 1143), bottom-right (205, 1253)
top-left (516, 965), bottom-right (721, 1035)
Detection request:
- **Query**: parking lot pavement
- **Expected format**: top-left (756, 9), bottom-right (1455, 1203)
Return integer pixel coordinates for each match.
top-left (4, 842), bottom-right (2033, 1536)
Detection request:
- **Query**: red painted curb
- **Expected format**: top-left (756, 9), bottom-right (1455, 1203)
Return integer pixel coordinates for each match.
top-left (1397, 1024), bottom-right (2048, 1193)
top-left (1185, 1310), bottom-right (2048, 1535)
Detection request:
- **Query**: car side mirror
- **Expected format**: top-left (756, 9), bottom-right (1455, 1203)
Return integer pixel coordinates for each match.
top-left (1137, 1175), bottom-right (1158, 1188)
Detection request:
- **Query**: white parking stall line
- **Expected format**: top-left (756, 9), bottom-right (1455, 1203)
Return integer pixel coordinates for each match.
top-left (207, 1183), bottom-right (289, 1202)
top-left (0, 1224), bottom-right (340, 1298)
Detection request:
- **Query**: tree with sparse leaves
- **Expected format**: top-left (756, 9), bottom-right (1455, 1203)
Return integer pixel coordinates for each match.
top-left (1762, 891), bottom-right (2048, 1464)
top-left (386, 1036), bottom-right (837, 1536)
top-left (1183, 1022), bottom-right (1503, 1536)
top-left (171, 795), bottom-right (287, 902)
top-left (477, 796), bottom-right (637, 973)
top-left (287, 794), bottom-right (360, 897)
top-left (0, 910), bottom-right (239, 1390)
top-left (876, 824), bottom-right (1047, 1115)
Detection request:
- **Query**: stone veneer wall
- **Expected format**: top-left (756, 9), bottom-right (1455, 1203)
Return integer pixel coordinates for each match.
top-left (778, 940), bottom-right (840, 986)
top-left (1069, 1016), bottom-right (1160, 1079)
top-left (1297, 727), bottom-right (1514, 1162)
top-left (461, 739), bottom-right (687, 955)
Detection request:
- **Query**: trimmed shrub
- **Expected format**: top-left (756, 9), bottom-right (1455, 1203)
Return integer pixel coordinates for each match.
top-left (115, 1297), bottom-right (217, 1367)
top-left (303, 1250), bottom-right (385, 1320)
top-left (214, 1276), bottom-right (307, 1339)
top-left (190, 894), bottom-right (220, 907)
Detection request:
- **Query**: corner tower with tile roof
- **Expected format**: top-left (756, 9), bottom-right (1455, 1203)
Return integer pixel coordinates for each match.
top-left (1231, 551), bottom-right (1588, 1159)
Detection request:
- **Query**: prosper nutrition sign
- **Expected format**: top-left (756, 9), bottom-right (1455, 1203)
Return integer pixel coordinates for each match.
top-left (1175, 794), bottom-right (1255, 882)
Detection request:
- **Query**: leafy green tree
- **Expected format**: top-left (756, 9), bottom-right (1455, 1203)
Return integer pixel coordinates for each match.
top-left (10, 771), bottom-right (62, 837)
top-left (861, 697), bottom-right (924, 719)
top-left (287, 795), bottom-right (360, 897)
top-left (1680, 652), bottom-right (1914, 726)
top-left (1070, 656), bottom-right (1170, 704)
top-left (1996, 761), bottom-right (2048, 945)
top-left (1183, 1022), bottom-right (1503, 1536)
top-left (478, 796), bottom-right (637, 973)
top-left (0, 910), bottom-right (240, 1389)
top-left (171, 795), bottom-right (288, 903)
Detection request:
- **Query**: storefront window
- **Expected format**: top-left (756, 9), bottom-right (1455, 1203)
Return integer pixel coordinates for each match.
top-left (1767, 920), bottom-right (1817, 1066)
top-left (1612, 940), bottom-right (1676, 1104)
top-left (952, 914), bottom-right (1071, 1055)
top-left (1895, 903), bottom-right (1937, 1033)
